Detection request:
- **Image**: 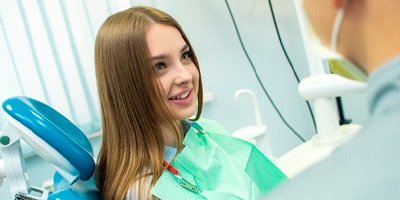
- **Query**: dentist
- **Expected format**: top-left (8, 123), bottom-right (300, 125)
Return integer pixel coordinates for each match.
top-left (265, 0), bottom-right (400, 199)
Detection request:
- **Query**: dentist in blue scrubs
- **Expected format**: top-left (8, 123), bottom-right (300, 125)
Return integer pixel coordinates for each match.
top-left (265, 0), bottom-right (400, 199)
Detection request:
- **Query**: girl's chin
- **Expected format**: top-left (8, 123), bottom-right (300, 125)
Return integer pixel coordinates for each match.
top-left (174, 114), bottom-right (195, 121)
top-left (173, 110), bottom-right (197, 120)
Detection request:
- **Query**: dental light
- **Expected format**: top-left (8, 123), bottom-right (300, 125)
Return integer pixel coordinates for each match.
top-left (0, 96), bottom-right (96, 199)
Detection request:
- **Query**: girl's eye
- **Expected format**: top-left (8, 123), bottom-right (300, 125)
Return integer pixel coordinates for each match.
top-left (181, 50), bottom-right (193, 60)
top-left (154, 63), bottom-right (166, 72)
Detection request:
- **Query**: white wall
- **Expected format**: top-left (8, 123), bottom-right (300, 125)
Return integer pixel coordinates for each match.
top-left (0, 0), bottom-right (368, 197)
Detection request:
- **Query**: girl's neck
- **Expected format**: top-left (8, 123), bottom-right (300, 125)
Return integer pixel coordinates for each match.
top-left (161, 122), bottom-right (179, 148)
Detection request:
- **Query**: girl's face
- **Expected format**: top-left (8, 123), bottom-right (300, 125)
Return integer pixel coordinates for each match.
top-left (146, 23), bottom-right (199, 120)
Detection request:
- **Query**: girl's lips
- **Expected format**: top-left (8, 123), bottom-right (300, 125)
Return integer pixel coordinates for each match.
top-left (168, 89), bottom-right (194, 106)
top-left (169, 89), bottom-right (191, 100)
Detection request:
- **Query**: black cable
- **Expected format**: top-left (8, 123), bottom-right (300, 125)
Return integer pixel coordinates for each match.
top-left (336, 97), bottom-right (352, 125)
top-left (267, 0), bottom-right (300, 82)
top-left (224, 0), bottom-right (306, 142)
top-left (267, 0), bottom-right (317, 130)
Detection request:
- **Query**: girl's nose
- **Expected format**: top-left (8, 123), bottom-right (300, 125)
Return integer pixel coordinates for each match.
top-left (173, 64), bottom-right (192, 85)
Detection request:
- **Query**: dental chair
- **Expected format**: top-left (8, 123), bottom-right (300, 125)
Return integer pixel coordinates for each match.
top-left (0, 96), bottom-right (100, 199)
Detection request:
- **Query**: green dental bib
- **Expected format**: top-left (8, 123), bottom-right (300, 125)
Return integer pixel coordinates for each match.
top-left (151, 121), bottom-right (287, 199)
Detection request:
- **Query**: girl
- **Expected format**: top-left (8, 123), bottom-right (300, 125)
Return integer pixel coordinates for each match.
top-left (94, 6), bottom-right (205, 199)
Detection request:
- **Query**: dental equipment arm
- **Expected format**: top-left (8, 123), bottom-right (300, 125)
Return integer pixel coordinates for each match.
top-left (0, 119), bottom-right (45, 199)
top-left (275, 1), bottom-right (367, 178)
top-left (0, 96), bottom-right (98, 199)
top-left (0, 159), bottom-right (5, 186)
top-left (232, 89), bottom-right (276, 161)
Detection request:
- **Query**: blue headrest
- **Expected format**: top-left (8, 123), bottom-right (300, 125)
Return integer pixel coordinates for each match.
top-left (49, 172), bottom-right (101, 200)
top-left (2, 96), bottom-right (95, 181)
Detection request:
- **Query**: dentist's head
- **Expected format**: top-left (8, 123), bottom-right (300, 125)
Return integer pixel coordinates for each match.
top-left (264, 1), bottom-right (400, 199)
top-left (302, 0), bottom-right (400, 74)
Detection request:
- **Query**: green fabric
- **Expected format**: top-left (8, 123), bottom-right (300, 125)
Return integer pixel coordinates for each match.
top-left (151, 121), bottom-right (287, 199)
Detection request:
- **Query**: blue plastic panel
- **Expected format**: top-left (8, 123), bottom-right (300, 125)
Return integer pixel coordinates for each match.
top-left (2, 96), bottom-right (95, 181)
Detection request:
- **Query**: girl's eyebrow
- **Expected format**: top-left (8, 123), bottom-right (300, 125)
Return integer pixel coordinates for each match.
top-left (151, 54), bottom-right (168, 61)
top-left (150, 44), bottom-right (189, 61)
top-left (180, 44), bottom-right (189, 52)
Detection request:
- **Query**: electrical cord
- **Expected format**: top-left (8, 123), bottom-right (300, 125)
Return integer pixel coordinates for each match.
top-left (266, 0), bottom-right (316, 130)
top-left (224, 0), bottom-right (315, 142)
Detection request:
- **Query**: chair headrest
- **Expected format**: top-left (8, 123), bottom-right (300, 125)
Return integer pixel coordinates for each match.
top-left (2, 96), bottom-right (95, 181)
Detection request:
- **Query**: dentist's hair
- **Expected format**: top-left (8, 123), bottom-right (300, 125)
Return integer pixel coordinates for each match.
top-left (94, 6), bottom-right (203, 200)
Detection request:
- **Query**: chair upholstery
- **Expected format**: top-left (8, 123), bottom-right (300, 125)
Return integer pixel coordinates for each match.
top-left (2, 96), bottom-right (100, 199)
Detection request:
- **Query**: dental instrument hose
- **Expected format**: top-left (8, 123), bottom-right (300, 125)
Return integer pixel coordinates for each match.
top-left (224, 0), bottom-right (317, 142)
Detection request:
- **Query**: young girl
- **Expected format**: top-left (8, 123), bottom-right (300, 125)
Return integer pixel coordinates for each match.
top-left (95, 6), bottom-right (286, 200)
top-left (94, 6), bottom-right (205, 199)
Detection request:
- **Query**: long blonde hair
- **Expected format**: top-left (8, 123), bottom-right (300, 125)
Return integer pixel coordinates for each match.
top-left (94, 6), bottom-right (203, 199)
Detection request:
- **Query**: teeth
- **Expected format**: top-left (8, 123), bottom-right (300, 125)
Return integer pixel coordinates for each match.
top-left (171, 92), bottom-right (189, 100)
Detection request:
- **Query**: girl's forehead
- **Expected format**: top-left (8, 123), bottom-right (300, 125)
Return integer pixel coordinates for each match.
top-left (146, 24), bottom-right (186, 57)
